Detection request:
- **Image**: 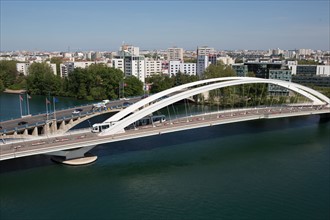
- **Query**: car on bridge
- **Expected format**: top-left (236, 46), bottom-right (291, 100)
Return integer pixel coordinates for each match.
top-left (18, 121), bottom-right (28, 126)
top-left (72, 109), bottom-right (83, 114)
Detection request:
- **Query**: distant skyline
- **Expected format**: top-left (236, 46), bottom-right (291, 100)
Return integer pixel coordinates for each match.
top-left (1, 0), bottom-right (329, 52)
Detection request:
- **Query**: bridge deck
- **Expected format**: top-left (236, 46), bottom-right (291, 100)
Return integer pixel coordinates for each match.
top-left (1, 106), bottom-right (329, 161)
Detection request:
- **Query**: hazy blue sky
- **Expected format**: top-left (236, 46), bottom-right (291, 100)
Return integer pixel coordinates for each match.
top-left (1, 0), bottom-right (329, 51)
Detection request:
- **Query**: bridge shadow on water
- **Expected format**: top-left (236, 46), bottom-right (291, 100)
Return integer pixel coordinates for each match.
top-left (0, 114), bottom-right (327, 174)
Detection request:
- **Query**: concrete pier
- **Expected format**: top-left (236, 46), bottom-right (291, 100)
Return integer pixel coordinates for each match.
top-left (51, 154), bottom-right (98, 165)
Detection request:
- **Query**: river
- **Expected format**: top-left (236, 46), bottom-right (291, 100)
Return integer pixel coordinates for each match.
top-left (0, 93), bottom-right (329, 220)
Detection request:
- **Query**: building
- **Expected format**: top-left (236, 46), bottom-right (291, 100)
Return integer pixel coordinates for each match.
top-left (123, 56), bottom-right (145, 82)
top-left (114, 45), bottom-right (146, 82)
top-left (145, 58), bottom-right (162, 77)
top-left (60, 61), bottom-right (109, 77)
top-left (232, 64), bottom-right (248, 77)
top-left (169, 60), bottom-right (181, 76)
top-left (232, 61), bottom-right (292, 94)
top-left (197, 46), bottom-right (215, 56)
top-left (169, 61), bottom-right (196, 76)
top-left (196, 55), bottom-right (209, 77)
top-left (16, 63), bottom-right (30, 76)
top-left (119, 44), bottom-right (140, 56)
top-left (167, 47), bottom-right (183, 61)
top-left (292, 75), bottom-right (330, 87)
top-left (268, 69), bottom-right (292, 95)
top-left (112, 58), bottom-right (124, 73)
top-left (180, 63), bottom-right (196, 76)
top-left (291, 64), bottom-right (330, 87)
top-left (16, 61), bottom-right (56, 76)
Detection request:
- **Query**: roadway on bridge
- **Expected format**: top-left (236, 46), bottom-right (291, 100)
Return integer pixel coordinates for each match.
top-left (1, 106), bottom-right (329, 161)
top-left (0, 97), bottom-right (141, 133)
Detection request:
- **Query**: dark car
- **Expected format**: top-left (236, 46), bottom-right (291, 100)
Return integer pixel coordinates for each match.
top-left (122, 102), bottom-right (132, 107)
top-left (141, 94), bottom-right (149, 99)
top-left (18, 121), bottom-right (28, 126)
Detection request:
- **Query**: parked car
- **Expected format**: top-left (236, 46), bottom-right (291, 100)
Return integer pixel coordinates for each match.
top-left (18, 121), bottom-right (28, 126)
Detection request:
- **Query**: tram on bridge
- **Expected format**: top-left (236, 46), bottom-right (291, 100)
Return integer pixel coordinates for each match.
top-left (91, 114), bottom-right (166, 133)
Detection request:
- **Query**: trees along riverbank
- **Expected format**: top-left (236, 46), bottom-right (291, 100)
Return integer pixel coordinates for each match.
top-left (1, 60), bottom-right (329, 103)
top-left (0, 61), bottom-right (143, 100)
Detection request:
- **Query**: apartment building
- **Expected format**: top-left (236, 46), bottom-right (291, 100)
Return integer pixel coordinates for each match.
top-left (167, 47), bottom-right (183, 61)
top-left (145, 58), bottom-right (162, 77)
top-left (169, 61), bottom-right (196, 76)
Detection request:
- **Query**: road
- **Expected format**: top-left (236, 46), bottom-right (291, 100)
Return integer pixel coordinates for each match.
top-left (0, 97), bottom-right (141, 133)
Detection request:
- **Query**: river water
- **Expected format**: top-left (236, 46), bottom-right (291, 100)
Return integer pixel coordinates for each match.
top-left (0, 93), bottom-right (329, 220)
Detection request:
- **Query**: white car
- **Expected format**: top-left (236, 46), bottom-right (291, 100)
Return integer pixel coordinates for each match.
top-left (72, 109), bottom-right (83, 114)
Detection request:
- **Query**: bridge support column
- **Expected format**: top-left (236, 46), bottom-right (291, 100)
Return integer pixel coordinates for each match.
top-left (50, 120), bottom-right (57, 133)
top-left (42, 123), bottom-right (50, 135)
top-left (32, 127), bottom-right (38, 136)
top-left (23, 129), bottom-right (28, 136)
top-left (59, 121), bottom-right (66, 130)
top-left (68, 119), bottom-right (73, 126)
top-left (47, 145), bottom-right (97, 165)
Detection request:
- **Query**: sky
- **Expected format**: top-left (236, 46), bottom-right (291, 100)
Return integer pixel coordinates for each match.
top-left (1, 0), bottom-right (329, 51)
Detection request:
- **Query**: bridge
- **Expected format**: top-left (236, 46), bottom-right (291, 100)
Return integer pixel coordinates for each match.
top-left (1, 77), bottom-right (329, 165)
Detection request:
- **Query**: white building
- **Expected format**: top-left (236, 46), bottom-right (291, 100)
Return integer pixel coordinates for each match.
top-left (169, 61), bottom-right (181, 76)
top-left (145, 59), bottom-right (162, 77)
top-left (16, 63), bottom-right (30, 76)
top-left (197, 46), bottom-right (215, 56)
top-left (167, 47), bottom-right (183, 61)
top-left (196, 55), bottom-right (209, 76)
top-left (112, 58), bottom-right (124, 73)
top-left (119, 44), bottom-right (140, 56)
top-left (123, 56), bottom-right (145, 82)
top-left (298, 49), bottom-right (313, 56)
top-left (169, 61), bottom-right (196, 76)
top-left (217, 56), bottom-right (234, 65)
top-left (60, 64), bottom-right (68, 77)
top-left (316, 65), bottom-right (330, 76)
top-left (180, 63), bottom-right (196, 76)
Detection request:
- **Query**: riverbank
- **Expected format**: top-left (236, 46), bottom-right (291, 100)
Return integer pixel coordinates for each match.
top-left (3, 89), bottom-right (27, 94)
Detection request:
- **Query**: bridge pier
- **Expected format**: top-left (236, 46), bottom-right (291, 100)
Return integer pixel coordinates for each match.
top-left (23, 129), bottom-right (28, 136)
top-left (42, 123), bottom-right (50, 135)
top-left (47, 145), bottom-right (97, 165)
top-left (50, 120), bottom-right (57, 133)
top-left (59, 121), bottom-right (66, 131)
top-left (32, 127), bottom-right (38, 136)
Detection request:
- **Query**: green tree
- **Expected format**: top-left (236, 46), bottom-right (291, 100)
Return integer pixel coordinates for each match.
top-left (174, 71), bottom-right (198, 86)
top-left (26, 62), bottom-right (58, 95)
top-left (203, 63), bottom-right (236, 105)
top-left (203, 63), bottom-right (236, 79)
top-left (0, 60), bottom-right (19, 91)
top-left (122, 76), bottom-right (144, 97)
top-left (146, 75), bottom-right (174, 94)
top-left (0, 79), bottom-right (4, 91)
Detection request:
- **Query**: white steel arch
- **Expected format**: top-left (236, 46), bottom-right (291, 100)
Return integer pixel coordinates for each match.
top-left (99, 77), bottom-right (330, 136)
top-left (104, 77), bottom-right (246, 123)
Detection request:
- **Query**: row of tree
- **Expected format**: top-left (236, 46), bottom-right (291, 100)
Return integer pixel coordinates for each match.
top-left (0, 61), bottom-right (144, 100)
